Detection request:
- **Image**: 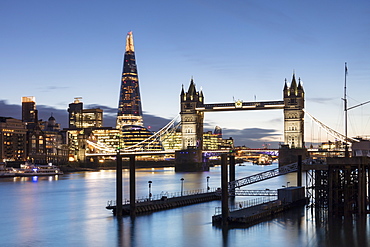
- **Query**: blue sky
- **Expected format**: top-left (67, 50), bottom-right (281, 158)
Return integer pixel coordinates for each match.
top-left (1, 0), bottom-right (370, 147)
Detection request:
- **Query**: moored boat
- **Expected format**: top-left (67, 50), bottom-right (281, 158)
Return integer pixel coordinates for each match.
top-left (0, 167), bottom-right (18, 177)
top-left (253, 154), bottom-right (273, 165)
top-left (0, 162), bottom-right (63, 177)
top-left (16, 162), bottom-right (64, 176)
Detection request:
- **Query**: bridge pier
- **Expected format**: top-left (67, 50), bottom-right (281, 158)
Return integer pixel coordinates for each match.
top-left (278, 145), bottom-right (308, 167)
top-left (174, 148), bottom-right (209, 172)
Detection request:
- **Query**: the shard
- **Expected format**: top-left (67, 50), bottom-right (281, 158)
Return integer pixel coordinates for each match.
top-left (116, 31), bottom-right (143, 129)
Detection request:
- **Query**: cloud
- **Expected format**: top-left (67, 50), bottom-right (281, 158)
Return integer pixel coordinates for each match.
top-left (223, 127), bottom-right (282, 148)
top-left (307, 97), bottom-right (336, 104)
top-left (0, 100), bottom-right (279, 147)
top-left (38, 86), bottom-right (69, 92)
top-left (0, 100), bottom-right (21, 118)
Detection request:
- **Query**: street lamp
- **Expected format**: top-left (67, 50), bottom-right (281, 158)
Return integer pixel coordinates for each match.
top-left (206, 176), bottom-right (210, 192)
top-left (148, 181), bottom-right (152, 200)
top-left (180, 178), bottom-right (184, 196)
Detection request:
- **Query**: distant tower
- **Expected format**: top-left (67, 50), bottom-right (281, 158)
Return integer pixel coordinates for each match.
top-left (68, 97), bottom-right (83, 128)
top-left (22, 96), bottom-right (36, 123)
top-left (180, 79), bottom-right (204, 149)
top-left (283, 74), bottom-right (305, 148)
top-left (116, 31), bottom-right (143, 129)
top-left (214, 126), bottom-right (222, 138)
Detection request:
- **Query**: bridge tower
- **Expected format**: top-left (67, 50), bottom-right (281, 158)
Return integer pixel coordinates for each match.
top-left (180, 79), bottom-right (204, 150)
top-left (176, 79), bottom-right (207, 171)
top-left (283, 73), bottom-right (305, 148)
top-left (280, 74), bottom-right (307, 166)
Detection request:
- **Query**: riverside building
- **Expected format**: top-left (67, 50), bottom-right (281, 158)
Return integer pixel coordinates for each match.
top-left (0, 117), bottom-right (27, 162)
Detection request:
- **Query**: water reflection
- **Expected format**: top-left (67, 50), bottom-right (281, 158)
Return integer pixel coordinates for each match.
top-left (1, 163), bottom-right (370, 247)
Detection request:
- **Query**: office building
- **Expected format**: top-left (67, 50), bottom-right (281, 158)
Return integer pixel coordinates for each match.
top-left (68, 98), bottom-right (103, 129)
top-left (0, 117), bottom-right (27, 162)
top-left (22, 96), bottom-right (36, 124)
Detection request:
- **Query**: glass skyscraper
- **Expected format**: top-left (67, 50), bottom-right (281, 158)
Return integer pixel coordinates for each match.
top-left (116, 31), bottom-right (143, 129)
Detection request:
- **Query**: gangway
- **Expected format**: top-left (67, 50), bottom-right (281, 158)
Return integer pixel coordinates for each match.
top-left (229, 162), bottom-right (300, 189)
top-left (232, 190), bottom-right (277, 196)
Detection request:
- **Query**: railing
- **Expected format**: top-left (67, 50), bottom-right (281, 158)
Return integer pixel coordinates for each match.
top-left (214, 197), bottom-right (277, 215)
top-left (107, 187), bottom-right (219, 207)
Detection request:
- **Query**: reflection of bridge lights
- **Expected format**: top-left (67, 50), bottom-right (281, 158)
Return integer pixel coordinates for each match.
top-left (32, 176), bottom-right (38, 182)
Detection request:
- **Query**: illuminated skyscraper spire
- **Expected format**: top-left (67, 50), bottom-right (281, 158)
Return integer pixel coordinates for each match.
top-left (116, 31), bottom-right (143, 129)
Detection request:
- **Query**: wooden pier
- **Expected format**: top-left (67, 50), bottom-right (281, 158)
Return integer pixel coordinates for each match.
top-left (212, 187), bottom-right (308, 227)
top-left (106, 192), bottom-right (220, 215)
top-left (212, 198), bottom-right (308, 227)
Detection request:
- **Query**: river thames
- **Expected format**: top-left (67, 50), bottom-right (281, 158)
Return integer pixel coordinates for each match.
top-left (0, 162), bottom-right (369, 247)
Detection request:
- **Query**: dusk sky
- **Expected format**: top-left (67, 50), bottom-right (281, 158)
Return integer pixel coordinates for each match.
top-left (1, 0), bottom-right (370, 147)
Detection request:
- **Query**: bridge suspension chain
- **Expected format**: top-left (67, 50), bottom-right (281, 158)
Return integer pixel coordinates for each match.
top-left (87, 114), bottom-right (181, 153)
top-left (122, 114), bottom-right (180, 151)
top-left (303, 109), bottom-right (359, 144)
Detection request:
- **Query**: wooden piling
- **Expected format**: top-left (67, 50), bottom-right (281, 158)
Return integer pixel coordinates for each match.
top-left (129, 155), bottom-right (136, 217)
top-left (221, 154), bottom-right (229, 225)
top-left (297, 155), bottom-right (302, 187)
top-left (116, 151), bottom-right (123, 217)
top-left (229, 154), bottom-right (236, 197)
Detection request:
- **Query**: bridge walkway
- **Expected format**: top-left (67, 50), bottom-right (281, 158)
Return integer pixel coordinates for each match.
top-left (229, 162), bottom-right (299, 189)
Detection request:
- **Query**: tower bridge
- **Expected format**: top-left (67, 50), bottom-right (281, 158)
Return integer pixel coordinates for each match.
top-left (176, 75), bottom-right (305, 170)
top-left (180, 75), bottom-right (304, 154)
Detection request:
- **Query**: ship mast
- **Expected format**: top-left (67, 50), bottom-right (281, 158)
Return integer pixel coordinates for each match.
top-left (343, 62), bottom-right (349, 157)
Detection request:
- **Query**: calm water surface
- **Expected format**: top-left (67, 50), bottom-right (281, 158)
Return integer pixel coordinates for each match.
top-left (0, 162), bottom-right (369, 247)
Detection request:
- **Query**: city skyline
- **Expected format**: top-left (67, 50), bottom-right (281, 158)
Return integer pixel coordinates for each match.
top-left (1, 0), bottom-right (370, 148)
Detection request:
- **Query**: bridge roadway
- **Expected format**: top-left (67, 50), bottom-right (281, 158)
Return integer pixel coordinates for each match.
top-left (86, 149), bottom-right (283, 157)
top-left (86, 149), bottom-right (233, 157)
top-left (195, 100), bottom-right (285, 112)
